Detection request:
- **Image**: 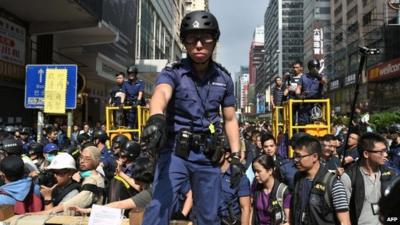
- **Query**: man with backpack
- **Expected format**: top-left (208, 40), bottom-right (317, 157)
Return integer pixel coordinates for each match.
top-left (0, 155), bottom-right (43, 214)
top-left (340, 133), bottom-right (398, 225)
top-left (290, 135), bottom-right (350, 225)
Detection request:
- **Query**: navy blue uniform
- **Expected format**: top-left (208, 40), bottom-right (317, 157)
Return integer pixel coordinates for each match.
top-left (124, 79), bottom-right (144, 128)
top-left (388, 143), bottom-right (400, 173)
top-left (219, 168), bottom-right (250, 222)
top-left (142, 59), bottom-right (235, 225)
top-left (100, 146), bottom-right (116, 179)
top-left (298, 73), bottom-right (323, 124)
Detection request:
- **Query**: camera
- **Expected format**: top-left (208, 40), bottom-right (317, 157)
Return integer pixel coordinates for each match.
top-left (37, 170), bottom-right (57, 188)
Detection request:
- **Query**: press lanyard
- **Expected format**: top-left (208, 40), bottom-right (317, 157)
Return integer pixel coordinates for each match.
top-left (192, 78), bottom-right (215, 133)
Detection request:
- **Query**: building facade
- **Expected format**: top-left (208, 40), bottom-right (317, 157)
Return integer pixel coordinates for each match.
top-left (249, 26), bottom-right (264, 114)
top-left (328, 0), bottom-right (400, 113)
top-left (0, 0), bottom-right (186, 126)
top-left (135, 0), bottom-right (186, 100)
top-left (0, 0), bottom-right (136, 124)
top-left (303, 0), bottom-right (333, 77)
top-left (185, 0), bottom-right (209, 12)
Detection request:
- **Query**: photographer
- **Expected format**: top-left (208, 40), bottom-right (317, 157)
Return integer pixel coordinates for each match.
top-left (40, 153), bottom-right (80, 210)
top-left (28, 142), bottom-right (46, 171)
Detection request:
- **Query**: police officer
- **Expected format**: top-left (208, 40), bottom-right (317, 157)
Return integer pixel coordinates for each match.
top-left (124, 65), bottom-right (144, 128)
top-left (388, 124), bottom-right (400, 173)
top-left (295, 59), bottom-right (327, 124)
top-left (92, 130), bottom-right (115, 180)
top-left (109, 72), bottom-right (126, 127)
top-left (111, 134), bottom-right (129, 156)
top-left (20, 127), bottom-right (34, 154)
top-left (141, 10), bottom-right (243, 225)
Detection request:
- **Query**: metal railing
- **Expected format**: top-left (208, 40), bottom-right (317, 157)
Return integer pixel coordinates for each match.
top-left (282, 98), bottom-right (331, 157)
top-left (272, 106), bottom-right (284, 139)
top-left (105, 106), bottom-right (150, 140)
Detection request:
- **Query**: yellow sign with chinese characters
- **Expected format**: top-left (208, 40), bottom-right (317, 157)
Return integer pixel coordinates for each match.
top-left (44, 68), bottom-right (67, 114)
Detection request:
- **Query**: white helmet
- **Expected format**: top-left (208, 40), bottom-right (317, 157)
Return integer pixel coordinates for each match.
top-left (47, 153), bottom-right (77, 170)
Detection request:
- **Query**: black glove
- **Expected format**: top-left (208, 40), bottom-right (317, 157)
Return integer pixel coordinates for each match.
top-left (141, 114), bottom-right (167, 158)
top-left (119, 104), bottom-right (124, 110)
top-left (230, 156), bottom-right (245, 188)
top-left (172, 211), bottom-right (189, 221)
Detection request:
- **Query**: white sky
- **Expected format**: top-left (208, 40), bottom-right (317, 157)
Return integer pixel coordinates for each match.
top-left (209, 0), bottom-right (268, 74)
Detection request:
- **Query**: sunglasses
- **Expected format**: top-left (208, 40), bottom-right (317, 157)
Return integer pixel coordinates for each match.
top-left (183, 33), bottom-right (215, 45)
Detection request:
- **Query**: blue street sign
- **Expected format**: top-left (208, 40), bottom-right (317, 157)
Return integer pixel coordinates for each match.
top-left (24, 64), bottom-right (78, 109)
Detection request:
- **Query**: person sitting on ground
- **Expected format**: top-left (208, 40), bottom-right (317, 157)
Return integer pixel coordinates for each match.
top-left (40, 153), bottom-right (80, 210)
top-left (41, 146), bottom-right (105, 214)
top-left (70, 156), bottom-right (155, 214)
top-left (0, 155), bottom-right (42, 213)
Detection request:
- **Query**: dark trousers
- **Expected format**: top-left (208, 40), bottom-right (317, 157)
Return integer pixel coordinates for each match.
top-left (142, 151), bottom-right (221, 225)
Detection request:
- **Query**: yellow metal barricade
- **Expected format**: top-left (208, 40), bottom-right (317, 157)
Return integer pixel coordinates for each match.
top-left (105, 105), bottom-right (150, 141)
top-left (272, 106), bottom-right (284, 139)
top-left (282, 98), bottom-right (331, 157)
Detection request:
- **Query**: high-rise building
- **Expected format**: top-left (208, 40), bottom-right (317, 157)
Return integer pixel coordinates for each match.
top-left (135, 0), bottom-right (186, 99)
top-left (185, 0), bottom-right (209, 12)
top-left (249, 26), bottom-right (264, 114)
top-left (303, 0), bottom-right (333, 77)
top-left (238, 66), bottom-right (249, 112)
top-left (328, 0), bottom-right (400, 113)
top-left (262, 0), bottom-right (303, 110)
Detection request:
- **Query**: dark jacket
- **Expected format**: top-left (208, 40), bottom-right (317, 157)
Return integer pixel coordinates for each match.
top-left (345, 162), bottom-right (396, 225)
top-left (291, 166), bottom-right (337, 225)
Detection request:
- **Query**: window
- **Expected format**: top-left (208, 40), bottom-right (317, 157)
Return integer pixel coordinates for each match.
top-left (319, 7), bottom-right (331, 14)
top-left (334, 5), bottom-right (342, 16)
top-left (363, 11), bottom-right (372, 26)
top-left (347, 6), bottom-right (357, 20)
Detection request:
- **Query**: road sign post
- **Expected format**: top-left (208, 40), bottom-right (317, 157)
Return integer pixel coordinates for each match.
top-left (25, 64), bottom-right (78, 142)
top-left (25, 64), bottom-right (78, 110)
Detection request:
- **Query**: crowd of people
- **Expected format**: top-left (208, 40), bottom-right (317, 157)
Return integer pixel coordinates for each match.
top-left (0, 119), bottom-right (399, 224)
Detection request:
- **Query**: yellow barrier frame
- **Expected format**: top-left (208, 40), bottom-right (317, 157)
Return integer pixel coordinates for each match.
top-left (105, 106), bottom-right (150, 139)
top-left (282, 98), bottom-right (331, 157)
top-left (272, 106), bottom-right (284, 139)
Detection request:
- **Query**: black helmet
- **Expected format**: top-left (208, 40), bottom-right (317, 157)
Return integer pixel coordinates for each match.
top-left (389, 124), bottom-right (400, 134)
top-left (120, 140), bottom-right (141, 161)
top-left (92, 130), bottom-right (108, 143)
top-left (77, 133), bottom-right (91, 145)
top-left (20, 127), bottom-right (31, 135)
top-left (180, 10), bottom-right (220, 40)
top-left (28, 142), bottom-right (43, 156)
top-left (111, 134), bottom-right (129, 149)
top-left (308, 59), bottom-right (321, 70)
top-left (127, 65), bottom-right (138, 74)
top-left (0, 138), bottom-right (23, 155)
top-left (63, 146), bottom-right (80, 159)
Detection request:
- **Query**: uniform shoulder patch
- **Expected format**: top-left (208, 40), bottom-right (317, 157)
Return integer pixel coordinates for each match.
top-left (214, 62), bottom-right (231, 76)
top-left (165, 60), bottom-right (183, 70)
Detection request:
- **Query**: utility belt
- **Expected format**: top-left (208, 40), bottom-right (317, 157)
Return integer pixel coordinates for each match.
top-left (173, 128), bottom-right (225, 164)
